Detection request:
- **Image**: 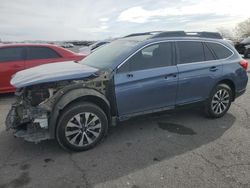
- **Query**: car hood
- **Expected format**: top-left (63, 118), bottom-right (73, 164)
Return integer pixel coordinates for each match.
top-left (11, 61), bottom-right (99, 88)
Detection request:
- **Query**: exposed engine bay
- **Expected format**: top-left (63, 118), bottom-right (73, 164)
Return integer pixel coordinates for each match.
top-left (6, 71), bottom-right (110, 143)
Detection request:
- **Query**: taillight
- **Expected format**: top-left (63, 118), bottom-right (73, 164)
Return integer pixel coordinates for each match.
top-left (239, 59), bottom-right (248, 70)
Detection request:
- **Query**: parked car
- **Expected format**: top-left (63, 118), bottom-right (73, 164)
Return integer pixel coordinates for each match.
top-left (244, 45), bottom-right (250, 58)
top-left (0, 44), bottom-right (86, 93)
top-left (223, 39), bottom-right (234, 46)
top-left (6, 31), bottom-right (248, 151)
top-left (61, 43), bottom-right (74, 48)
top-left (79, 40), bottom-right (110, 55)
top-left (235, 37), bottom-right (250, 58)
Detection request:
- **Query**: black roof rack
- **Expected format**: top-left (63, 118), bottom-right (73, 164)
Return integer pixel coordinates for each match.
top-left (123, 31), bottom-right (162, 38)
top-left (150, 31), bottom-right (223, 39)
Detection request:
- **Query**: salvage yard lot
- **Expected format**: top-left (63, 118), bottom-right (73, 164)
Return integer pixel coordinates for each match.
top-left (0, 60), bottom-right (249, 188)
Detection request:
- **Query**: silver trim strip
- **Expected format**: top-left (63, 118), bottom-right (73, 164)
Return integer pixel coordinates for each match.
top-left (116, 39), bottom-right (235, 69)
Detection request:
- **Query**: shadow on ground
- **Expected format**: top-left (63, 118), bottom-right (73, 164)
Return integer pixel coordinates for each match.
top-left (0, 104), bottom-right (235, 187)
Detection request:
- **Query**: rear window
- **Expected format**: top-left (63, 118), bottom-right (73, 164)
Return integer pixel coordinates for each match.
top-left (176, 41), bottom-right (204, 64)
top-left (206, 42), bottom-right (232, 59)
top-left (0, 47), bottom-right (24, 62)
top-left (27, 46), bottom-right (60, 60)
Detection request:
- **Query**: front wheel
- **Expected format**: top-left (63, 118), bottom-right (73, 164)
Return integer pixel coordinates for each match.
top-left (56, 102), bottom-right (108, 151)
top-left (204, 84), bottom-right (233, 118)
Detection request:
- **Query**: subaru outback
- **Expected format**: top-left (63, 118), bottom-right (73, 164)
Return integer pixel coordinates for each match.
top-left (6, 31), bottom-right (248, 151)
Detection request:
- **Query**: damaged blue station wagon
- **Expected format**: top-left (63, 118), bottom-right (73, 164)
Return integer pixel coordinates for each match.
top-left (6, 31), bottom-right (248, 151)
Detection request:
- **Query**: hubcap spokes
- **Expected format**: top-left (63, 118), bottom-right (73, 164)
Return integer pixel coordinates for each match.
top-left (211, 89), bottom-right (230, 114)
top-left (65, 112), bottom-right (101, 147)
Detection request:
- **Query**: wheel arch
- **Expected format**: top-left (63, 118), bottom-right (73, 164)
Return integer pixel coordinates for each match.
top-left (216, 79), bottom-right (236, 100)
top-left (48, 88), bottom-right (110, 139)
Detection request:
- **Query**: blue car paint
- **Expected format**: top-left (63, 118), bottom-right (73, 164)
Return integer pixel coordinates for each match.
top-left (221, 60), bottom-right (248, 92)
top-left (113, 38), bottom-right (248, 117)
top-left (176, 60), bottom-right (223, 105)
top-left (115, 65), bottom-right (178, 115)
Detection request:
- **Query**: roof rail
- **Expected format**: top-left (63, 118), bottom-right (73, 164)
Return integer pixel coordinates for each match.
top-left (150, 31), bottom-right (223, 39)
top-left (123, 31), bottom-right (162, 38)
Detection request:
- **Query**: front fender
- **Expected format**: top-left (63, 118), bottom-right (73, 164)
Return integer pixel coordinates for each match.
top-left (48, 87), bottom-right (110, 138)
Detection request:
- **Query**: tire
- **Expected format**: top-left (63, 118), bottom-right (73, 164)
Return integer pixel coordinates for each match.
top-left (204, 84), bottom-right (233, 118)
top-left (56, 102), bottom-right (108, 152)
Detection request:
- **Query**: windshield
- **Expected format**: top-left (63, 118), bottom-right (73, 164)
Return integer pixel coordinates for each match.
top-left (79, 40), bottom-right (138, 69)
top-left (241, 37), bottom-right (250, 44)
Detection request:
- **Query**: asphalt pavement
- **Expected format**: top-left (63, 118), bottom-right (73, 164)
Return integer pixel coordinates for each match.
top-left (0, 59), bottom-right (249, 188)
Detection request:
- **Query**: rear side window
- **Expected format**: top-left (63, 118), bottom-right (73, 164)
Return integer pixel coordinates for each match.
top-left (204, 44), bottom-right (216, 61)
top-left (206, 42), bottom-right (232, 59)
top-left (27, 47), bottom-right (60, 60)
top-left (119, 42), bottom-right (173, 72)
top-left (176, 41), bottom-right (204, 64)
top-left (0, 47), bottom-right (24, 62)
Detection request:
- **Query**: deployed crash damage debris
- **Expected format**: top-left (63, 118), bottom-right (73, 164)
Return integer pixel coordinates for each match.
top-left (6, 89), bottom-right (50, 142)
top-left (6, 63), bottom-right (110, 143)
top-left (39, 72), bottom-right (109, 112)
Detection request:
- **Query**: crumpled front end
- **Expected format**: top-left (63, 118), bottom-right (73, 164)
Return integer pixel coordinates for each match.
top-left (6, 88), bottom-right (52, 143)
top-left (5, 71), bottom-right (110, 143)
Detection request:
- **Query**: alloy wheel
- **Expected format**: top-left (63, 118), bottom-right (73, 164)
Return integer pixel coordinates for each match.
top-left (65, 112), bottom-right (102, 147)
top-left (211, 89), bottom-right (230, 115)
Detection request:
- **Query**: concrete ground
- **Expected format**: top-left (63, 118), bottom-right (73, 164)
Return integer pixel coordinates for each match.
top-left (0, 63), bottom-right (249, 188)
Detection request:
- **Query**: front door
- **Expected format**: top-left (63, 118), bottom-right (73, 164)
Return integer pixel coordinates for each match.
top-left (114, 42), bottom-right (178, 117)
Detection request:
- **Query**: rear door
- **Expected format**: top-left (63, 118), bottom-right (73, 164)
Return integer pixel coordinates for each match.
top-left (25, 46), bottom-right (62, 68)
top-left (175, 41), bottom-right (223, 105)
top-left (0, 47), bottom-right (25, 93)
top-left (114, 42), bottom-right (178, 117)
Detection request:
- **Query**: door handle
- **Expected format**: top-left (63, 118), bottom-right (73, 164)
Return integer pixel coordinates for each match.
top-left (126, 73), bottom-right (133, 78)
top-left (209, 66), bottom-right (218, 72)
top-left (164, 73), bottom-right (177, 79)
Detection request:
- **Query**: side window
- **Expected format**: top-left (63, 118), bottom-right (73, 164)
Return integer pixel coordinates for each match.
top-left (206, 42), bottom-right (233, 59)
top-left (118, 42), bottom-right (172, 72)
top-left (204, 43), bottom-right (216, 61)
top-left (0, 47), bottom-right (24, 62)
top-left (176, 41), bottom-right (204, 64)
top-left (27, 47), bottom-right (61, 60)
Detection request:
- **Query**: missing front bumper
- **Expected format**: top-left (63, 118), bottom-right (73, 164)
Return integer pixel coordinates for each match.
top-left (6, 104), bottom-right (51, 143)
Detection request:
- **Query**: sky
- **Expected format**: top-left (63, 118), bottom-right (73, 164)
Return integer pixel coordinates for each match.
top-left (0, 0), bottom-right (249, 41)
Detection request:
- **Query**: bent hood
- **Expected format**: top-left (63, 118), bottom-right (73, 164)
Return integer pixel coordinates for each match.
top-left (11, 61), bottom-right (98, 88)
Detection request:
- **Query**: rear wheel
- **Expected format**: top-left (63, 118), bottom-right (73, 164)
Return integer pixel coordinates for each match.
top-left (56, 102), bottom-right (108, 151)
top-left (205, 84), bottom-right (233, 118)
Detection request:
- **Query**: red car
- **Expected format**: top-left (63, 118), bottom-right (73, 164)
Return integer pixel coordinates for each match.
top-left (0, 44), bottom-right (86, 93)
